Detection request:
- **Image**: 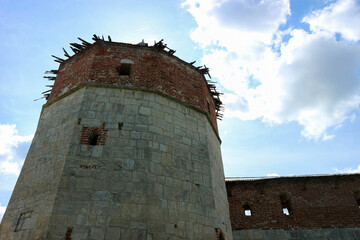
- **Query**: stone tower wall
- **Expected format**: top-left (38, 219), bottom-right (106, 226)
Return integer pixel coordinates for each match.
top-left (0, 88), bottom-right (86, 239)
top-left (42, 85), bottom-right (231, 239)
top-left (0, 40), bottom-right (231, 240)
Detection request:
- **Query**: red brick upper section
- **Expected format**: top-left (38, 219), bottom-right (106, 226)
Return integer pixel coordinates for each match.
top-left (48, 41), bottom-right (218, 131)
top-left (226, 174), bottom-right (360, 230)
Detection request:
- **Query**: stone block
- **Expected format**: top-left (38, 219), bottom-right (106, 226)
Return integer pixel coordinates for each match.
top-left (90, 227), bottom-right (105, 240)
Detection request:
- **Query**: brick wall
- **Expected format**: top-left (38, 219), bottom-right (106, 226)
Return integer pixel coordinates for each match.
top-left (226, 174), bottom-right (360, 231)
top-left (48, 41), bottom-right (219, 131)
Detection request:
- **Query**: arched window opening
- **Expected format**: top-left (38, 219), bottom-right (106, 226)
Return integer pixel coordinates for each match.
top-left (243, 204), bottom-right (252, 216)
top-left (88, 130), bottom-right (100, 146)
top-left (280, 193), bottom-right (292, 216)
top-left (219, 232), bottom-right (225, 240)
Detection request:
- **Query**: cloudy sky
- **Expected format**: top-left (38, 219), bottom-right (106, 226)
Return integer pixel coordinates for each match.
top-left (1, 0), bottom-right (360, 219)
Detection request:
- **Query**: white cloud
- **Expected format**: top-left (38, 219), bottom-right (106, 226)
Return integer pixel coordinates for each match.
top-left (266, 173), bottom-right (280, 177)
top-left (334, 164), bottom-right (360, 173)
top-left (183, 0), bottom-right (360, 140)
top-left (303, 0), bottom-right (360, 41)
top-left (0, 124), bottom-right (33, 175)
top-left (0, 203), bottom-right (6, 221)
top-left (322, 134), bottom-right (335, 141)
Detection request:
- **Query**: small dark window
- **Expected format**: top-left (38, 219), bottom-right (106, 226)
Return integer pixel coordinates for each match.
top-left (243, 204), bottom-right (252, 216)
top-left (354, 191), bottom-right (360, 207)
top-left (118, 63), bottom-right (131, 76)
top-left (88, 130), bottom-right (100, 145)
top-left (118, 122), bottom-right (123, 130)
top-left (219, 232), bottom-right (225, 240)
top-left (280, 193), bottom-right (292, 215)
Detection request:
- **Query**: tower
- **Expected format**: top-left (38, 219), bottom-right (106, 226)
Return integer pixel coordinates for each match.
top-left (0, 36), bottom-right (232, 240)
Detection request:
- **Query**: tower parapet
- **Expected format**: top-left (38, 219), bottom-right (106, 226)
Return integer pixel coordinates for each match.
top-left (47, 38), bottom-right (222, 132)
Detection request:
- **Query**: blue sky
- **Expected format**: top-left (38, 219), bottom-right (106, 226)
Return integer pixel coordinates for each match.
top-left (1, 0), bottom-right (360, 219)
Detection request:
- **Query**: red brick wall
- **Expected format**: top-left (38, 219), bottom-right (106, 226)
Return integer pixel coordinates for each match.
top-left (226, 174), bottom-right (360, 230)
top-left (48, 41), bottom-right (218, 131)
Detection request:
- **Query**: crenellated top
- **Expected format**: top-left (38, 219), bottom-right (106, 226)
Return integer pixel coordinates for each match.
top-left (43, 36), bottom-right (223, 130)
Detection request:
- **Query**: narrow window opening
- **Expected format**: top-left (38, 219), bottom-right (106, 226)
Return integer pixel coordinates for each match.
top-left (88, 131), bottom-right (100, 146)
top-left (15, 211), bottom-right (32, 232)
top-left (118, 63), bottom-right (131, 76)
top-left (78, 118), bottom-right (81, 125)
top-left (219, 232), bottom-right (225, 240)
top-left (118, 122), bottom-right (123, 130)
top-left (280, 193), bottom-right (292, 215)
top-left (243, 204), bottom-right (252, 216)
top-left (207, 99), bottom-right (211, 113)
top-left (282, 208), bottom-right (290, 215)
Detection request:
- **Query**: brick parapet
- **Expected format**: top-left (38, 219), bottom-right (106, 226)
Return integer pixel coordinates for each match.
top-left (226, 174), bottom-right (360, 231)
top-left (48, 41), bottom-right (219, 132)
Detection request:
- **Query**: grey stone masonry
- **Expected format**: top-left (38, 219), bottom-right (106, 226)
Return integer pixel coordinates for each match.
top-left (0, 84), bottom-right (232, 240)
top-left (0, 88), bottom-right (86, 240)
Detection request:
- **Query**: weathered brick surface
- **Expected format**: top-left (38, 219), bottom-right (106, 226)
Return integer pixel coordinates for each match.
top-left (48, 41), bottom-right (219, 131)
top-left (226, 175), bottom-right (360, 231)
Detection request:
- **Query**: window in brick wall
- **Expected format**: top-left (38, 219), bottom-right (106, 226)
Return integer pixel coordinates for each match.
top-left (117, 59), bottom-right (134, 76)
top-left (118, 63), bottom-right (131, 75)
top-left (280, 193), bottom-right (292, 215)
top-left (354, 191), bottom-right (360, 208)
top-left (243, 204), bottom-right (252, 216)
top-left (88, 130), bottom-right (100, 145)
top-left (282, 208), bottom-right (290, 215)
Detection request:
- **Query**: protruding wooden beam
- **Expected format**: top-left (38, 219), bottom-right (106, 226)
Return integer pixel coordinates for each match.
top-left (70, 43), bottom-right (84, 50)
top-left (44, 70), bottom-right (58, 74)
top-left (43, 76), bottom-right (56, 80)
top-left (92, 34), bottom-right (101, 41)
top-left (41, 89), bottom-right (52, 94)
top-left (62, 48), bottom-right (71, 58)
top-left (70, 46), bottom-right (80, 54)
top-left (77, 37), bottom-right (91, 46)
top-left (51, 55), bottom-right (65, 63)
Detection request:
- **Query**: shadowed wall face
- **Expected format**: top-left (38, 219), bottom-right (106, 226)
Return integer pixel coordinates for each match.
top-left (226, 175), bottom-right (360, 240)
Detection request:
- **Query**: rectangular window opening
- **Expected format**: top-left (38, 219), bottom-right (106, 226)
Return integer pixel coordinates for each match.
top-left (15, 211), bottom-right (32, 232)
top-left (118, 63), bottom-right (131, 76)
